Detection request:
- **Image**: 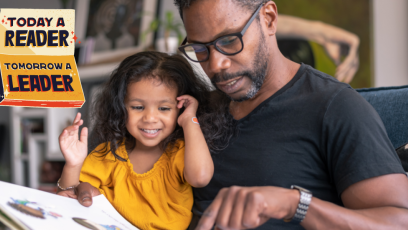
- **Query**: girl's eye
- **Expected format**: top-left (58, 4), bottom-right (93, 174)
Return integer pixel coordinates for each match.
top-left (131, 106), bottom-right (144, 110)
top-left (159, 107), bottom-right (170, 111)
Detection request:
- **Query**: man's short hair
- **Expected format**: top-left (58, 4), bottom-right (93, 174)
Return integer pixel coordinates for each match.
top-left (174, 0), bottom-right (269, 20)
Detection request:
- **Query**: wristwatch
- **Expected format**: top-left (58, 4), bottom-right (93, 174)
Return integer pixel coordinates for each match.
top-left (284, 185), bottom-right (313, 223)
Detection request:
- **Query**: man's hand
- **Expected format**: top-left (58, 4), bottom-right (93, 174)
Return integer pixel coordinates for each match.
top-left (57, 182), bottom-right (101, 207)
top-left (195, 186), bottom-right (299, 230)
top-left (57, 188), bottom-right (77, 199)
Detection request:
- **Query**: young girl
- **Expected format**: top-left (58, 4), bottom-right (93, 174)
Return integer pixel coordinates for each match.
top-left (57, 51), bottom-right (221, 230)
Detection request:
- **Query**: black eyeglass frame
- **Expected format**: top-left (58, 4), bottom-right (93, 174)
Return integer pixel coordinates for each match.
top-left (178, 2), bottom-right (265, 63)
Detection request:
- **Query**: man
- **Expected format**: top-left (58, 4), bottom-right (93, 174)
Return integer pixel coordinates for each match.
top-left (174, 0), bottom-right (408, 229)
top-left (62, 1), bottom-right (408, 229)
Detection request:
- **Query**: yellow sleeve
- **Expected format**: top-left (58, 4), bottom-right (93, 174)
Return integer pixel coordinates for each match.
top-left (79, 143), bottom-right (116, 193)
top-left (168, 140), bottom-right (187, 187)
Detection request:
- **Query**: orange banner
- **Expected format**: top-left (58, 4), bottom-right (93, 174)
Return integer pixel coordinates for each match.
top-left (0, 54), bottom-right (84, 107)
top-left (0, 8), bottom-right (85, 108)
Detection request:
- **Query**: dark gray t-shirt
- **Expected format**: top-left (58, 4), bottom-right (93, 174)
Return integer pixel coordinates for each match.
top-left (189, 64), bottom-right (405, 229)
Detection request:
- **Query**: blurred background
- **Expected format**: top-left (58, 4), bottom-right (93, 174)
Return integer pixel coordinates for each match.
top-left (0, 0), bottom-right (407, 199)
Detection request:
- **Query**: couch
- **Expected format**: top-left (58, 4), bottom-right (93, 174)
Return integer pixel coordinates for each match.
top-left (357, 85), bottom-right (408, 171)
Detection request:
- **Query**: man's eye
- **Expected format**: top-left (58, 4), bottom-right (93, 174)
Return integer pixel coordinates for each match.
top-left (192, 45), bottom-right (207, 53)
top-left (159, 107), bottom-right (170, 111)
top-left (218, 36), bottom-right (237, 46)
top-left (131, 106), bottom-right (144, 110)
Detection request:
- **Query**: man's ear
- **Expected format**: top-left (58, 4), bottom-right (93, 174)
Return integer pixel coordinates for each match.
top-left (262, 1), bottom-right (278, 36)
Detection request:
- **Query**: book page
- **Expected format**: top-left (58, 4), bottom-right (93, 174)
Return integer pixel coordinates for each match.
top-left (0, 181), bottom-right (139, 230)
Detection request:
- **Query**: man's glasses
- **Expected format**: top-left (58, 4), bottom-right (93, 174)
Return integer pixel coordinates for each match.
top-left (178, 3), bottom-right (265, 63)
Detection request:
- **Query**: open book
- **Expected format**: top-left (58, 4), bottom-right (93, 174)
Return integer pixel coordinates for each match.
top-left (0, 181), bottom-right (139, 230)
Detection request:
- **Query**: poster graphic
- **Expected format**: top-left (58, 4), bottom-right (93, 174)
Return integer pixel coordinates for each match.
top-left (0, 8), bottom-right (85, 107)
top-left (274, 0), bottom-right (371, 88)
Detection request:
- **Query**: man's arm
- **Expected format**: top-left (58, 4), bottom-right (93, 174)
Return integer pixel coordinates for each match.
top-left (195, 173), bottom-right (408, 230)
top-left (303, 173), bottom-right (408, 229)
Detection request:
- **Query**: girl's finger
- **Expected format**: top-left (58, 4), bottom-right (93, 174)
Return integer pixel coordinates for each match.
top-left (74, 119), bottom-right (83, 126)
top-left (183, 100), bottom-right (190, 108)
top-left (177, 99), bottom-right (185, 109)
top-left (80, 127), bottom-right (88, 144)
top-left (65, 124), bottom-right (79, 133)
top-left (177, 95), bottom-right (190, 100)
top-left (59, 129), bottom-right (68, 141)
top-left (72, 112), bottom-right (82, 125)
top-left (60, 127), bottom-right (78, 139)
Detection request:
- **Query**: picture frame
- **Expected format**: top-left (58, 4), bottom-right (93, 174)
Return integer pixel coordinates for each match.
top-left (274, 0), bottom-right (371, 88)
top-left (75, 0), bottom-right (158, 65)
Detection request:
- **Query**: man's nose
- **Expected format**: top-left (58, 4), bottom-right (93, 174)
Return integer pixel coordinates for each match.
top-left (206, 46), bottom-right (231, 76)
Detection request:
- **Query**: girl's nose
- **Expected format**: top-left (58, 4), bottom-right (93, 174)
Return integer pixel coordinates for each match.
top-left (143, 109), bottom-right (158, 122)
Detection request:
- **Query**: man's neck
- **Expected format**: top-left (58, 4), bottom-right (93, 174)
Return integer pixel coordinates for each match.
top-left (230, 56), bottom-right (301, 120)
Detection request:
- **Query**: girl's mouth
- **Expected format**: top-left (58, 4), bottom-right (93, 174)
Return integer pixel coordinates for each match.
top-left (141, 129), bottom-right (159, 134)
top-left (140, 129), bottom-right (161, 138)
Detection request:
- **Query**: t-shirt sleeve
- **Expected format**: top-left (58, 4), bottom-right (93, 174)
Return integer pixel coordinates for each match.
top-left (79, 143), bottom-right (114, 194)
top-left (323, 87), bottom-right (405, 195)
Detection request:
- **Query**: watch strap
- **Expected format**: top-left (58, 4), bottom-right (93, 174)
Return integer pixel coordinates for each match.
top-left (286, 185), bottom-right (312, 223)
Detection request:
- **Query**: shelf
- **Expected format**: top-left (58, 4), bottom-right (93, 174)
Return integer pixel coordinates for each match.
top-left (30, 134), bottom-right (47, 141)
top-left (78, 61), bottom-right (120, 80)
top-left (77, 46), bottom-right (145, 81)
top-left (12, 108), bottom-right (47, 117)
top-left (16, 154), bottom-right (29, 161)
top-left (46, 153), bottom-right (66, 161)
top-left (11, 107), bottom-right (76, 188)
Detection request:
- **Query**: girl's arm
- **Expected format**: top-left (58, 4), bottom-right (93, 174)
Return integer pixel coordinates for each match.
top-left (177, 95), bottom-right (214, 188)
top-left (57, 112), bottom-right (88, 193)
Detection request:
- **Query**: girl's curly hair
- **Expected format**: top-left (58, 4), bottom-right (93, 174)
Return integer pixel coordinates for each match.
top-left (90, 51), bottom-right (236, 161)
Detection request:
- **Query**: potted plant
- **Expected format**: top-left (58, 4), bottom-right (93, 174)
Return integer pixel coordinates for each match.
top-left (143, 11), bottom-right (184, 53)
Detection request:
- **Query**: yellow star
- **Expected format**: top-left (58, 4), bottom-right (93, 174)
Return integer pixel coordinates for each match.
top-left (4, 89), bottom-right (10, 97)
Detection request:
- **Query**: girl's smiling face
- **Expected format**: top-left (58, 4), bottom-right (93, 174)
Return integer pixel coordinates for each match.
top-left (125, 78), bottom-right (179, 149)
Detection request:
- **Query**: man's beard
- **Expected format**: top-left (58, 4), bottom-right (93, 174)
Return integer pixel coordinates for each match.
top-left (211, 35), bottom-right (268, 102)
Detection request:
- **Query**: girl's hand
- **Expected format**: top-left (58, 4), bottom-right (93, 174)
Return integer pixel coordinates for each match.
top-left (59, 112), bottom-right (88, 168)
top-left (177, 95), bottom-right (199, 128)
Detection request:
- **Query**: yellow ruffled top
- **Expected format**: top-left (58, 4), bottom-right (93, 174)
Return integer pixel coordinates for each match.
top-left (79, 140), bottom-right (193, 230)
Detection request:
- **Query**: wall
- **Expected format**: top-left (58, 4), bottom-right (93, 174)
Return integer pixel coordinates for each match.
top-left (373, 0), bottom-right (408, 87)
top-left (0, 0), bottom-right (62, 9)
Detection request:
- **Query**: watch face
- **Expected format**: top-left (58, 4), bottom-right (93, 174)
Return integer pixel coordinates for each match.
top-left (291, 185), bottom-right (312, 194)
